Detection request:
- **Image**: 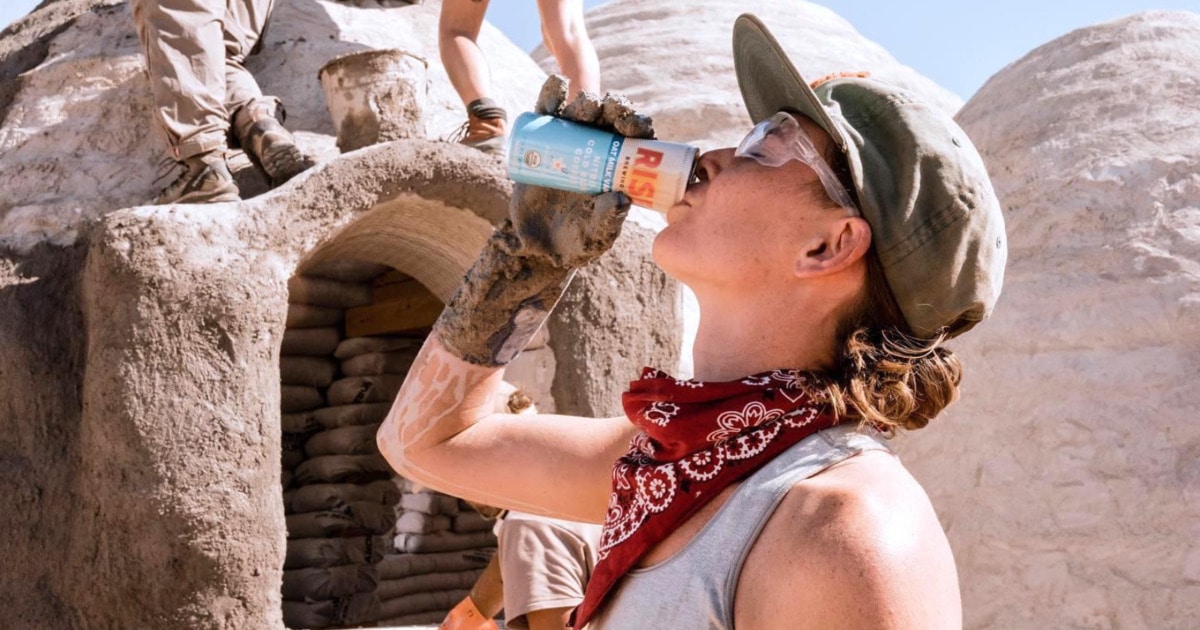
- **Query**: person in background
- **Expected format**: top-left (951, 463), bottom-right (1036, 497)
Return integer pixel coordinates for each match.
top-left (441, 385), bottom-right (601, 630)
top-left (439, 0), bottom-right (600, 155)
top-left (132, 0), bottom-right (315, 204)
top-left (494, 511), bottom-right (600, 630)
top-left (441, 514), bottom-right (600, 630)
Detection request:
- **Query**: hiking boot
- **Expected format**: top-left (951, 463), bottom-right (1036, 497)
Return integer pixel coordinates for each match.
top-left (450, 98), bottom-right (508, 156)
top-left (233, 99), bottom-right (316, 187)
top-left (451, 113), bottom-right (508, 156)
top-left (151, 151), bottom-right (240, 205)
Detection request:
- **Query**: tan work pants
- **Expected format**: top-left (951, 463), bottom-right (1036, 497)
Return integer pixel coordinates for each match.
top-left (131, 0), bottom-right (275, 160)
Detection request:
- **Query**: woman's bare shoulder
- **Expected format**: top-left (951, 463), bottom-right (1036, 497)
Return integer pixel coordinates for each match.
top-left (735, 450), bottom-right (962, 629)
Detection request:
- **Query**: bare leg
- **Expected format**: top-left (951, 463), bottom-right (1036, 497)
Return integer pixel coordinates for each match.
top-left (540, 21), bottom-right (556, 59)
top-left (536, 0), bottom-right (600, 95)
top-left (469, 553), bottom-right (505, 619)
top-left (439, 0), bottom-right (492, 107)
top-left (524, 607), bottom-right (573, 630)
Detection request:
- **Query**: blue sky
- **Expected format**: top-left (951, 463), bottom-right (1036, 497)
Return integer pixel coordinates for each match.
top-left (4, 0), bottom-right (1198, 99)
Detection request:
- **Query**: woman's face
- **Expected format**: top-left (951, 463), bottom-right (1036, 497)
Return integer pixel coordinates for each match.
top-left (652, 115), bottom-right (849, 293)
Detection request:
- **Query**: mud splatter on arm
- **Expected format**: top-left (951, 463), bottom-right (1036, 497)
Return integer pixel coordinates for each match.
top-left (376, 333), bottom-right (499, 462)
top-left (376, 333), bottom-right (632, 518)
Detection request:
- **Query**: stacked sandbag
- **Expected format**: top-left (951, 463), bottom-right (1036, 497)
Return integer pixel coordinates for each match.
top-left (280, 267), bottom-right (508, 627)
top-left (303, 333), bottom-right (420, 497)
top-left (281, 272), bottom-right (370, 485)
top-left (281, 270), bottom-right (390, 629)
top-left (374, 479), bottom-right (498, 626)
top-left (280, 351), bottom-right (337, 492)
top-left (282, 473), bottom-right (396, 628)
top-left (329, 333), bottom-right (467, 624)
top-left (288, 329), bottom-right (438, 627)
top-left (281, 275), bottom-right (350, 502)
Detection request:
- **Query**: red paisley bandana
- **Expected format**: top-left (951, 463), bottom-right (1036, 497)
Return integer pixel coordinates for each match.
top-left (572, 367), bottom-right (838, 628)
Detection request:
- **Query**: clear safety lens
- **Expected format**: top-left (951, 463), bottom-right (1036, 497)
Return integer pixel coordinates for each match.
top-left (734, 112), bottom-right (858, 214)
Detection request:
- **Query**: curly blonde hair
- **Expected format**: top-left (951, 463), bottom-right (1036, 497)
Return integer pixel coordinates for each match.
top-left (824, 250), bottom-right (962, 434)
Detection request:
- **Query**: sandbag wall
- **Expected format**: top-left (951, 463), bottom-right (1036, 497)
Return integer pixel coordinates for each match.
top-left (279, 261), bottom-right (498, 629)
top-left (376, 480), bottom-right (496, 626)
top-left (281, 262), bottom-right (392, 628)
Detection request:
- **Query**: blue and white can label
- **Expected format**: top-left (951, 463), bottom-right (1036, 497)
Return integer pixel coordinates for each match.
top-left (507, 112), bottom-right (698, 212)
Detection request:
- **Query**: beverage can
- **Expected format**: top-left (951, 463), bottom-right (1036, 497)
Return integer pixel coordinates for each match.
top-left (507, 112), bottom-right (698, 212)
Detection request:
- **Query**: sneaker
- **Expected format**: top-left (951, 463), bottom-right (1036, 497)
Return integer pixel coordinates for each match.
top-left (151, 151), bottom-right (240, 205)
top-left (449, 113), bottom-right (508, 156)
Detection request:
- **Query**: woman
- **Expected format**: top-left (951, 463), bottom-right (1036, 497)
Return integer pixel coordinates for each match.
top-left (380, 13), bottom-right (1006, 629)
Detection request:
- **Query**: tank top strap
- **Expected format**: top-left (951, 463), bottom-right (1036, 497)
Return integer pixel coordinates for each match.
top-left (589, 425), bottom-right (891, 629)
top-left (686, 423), bottom-right (891, 626)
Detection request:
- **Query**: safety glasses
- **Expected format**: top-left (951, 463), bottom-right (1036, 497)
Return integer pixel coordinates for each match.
top-left (734, 112), bottom-right (859, 215)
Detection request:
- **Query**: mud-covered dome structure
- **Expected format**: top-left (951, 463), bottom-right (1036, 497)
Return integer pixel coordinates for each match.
top-left (899, 11), bottom-right (1200, 628)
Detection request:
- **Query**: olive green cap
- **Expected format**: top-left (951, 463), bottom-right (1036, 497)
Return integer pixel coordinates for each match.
top-left (732, 14), bottom-right (1007, 338)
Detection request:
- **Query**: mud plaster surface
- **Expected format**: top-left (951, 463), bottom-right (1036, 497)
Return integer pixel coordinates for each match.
top-left (1, 140), bottom-right (513, 628)
top-left (894, 11), bottom-right (1200, 629)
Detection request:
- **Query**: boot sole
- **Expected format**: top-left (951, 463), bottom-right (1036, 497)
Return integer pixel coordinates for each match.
top-left (262, 143), bottom-right (316, 186)
top-left (461, 136), bottom-right (508, 157)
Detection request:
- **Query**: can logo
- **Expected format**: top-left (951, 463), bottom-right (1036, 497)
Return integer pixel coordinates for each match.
top-left (623, 148), bottom-right (665, 209)
top-left (507, 112), bottom-right (698, 212)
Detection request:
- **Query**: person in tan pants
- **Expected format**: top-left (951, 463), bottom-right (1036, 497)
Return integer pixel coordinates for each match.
top-left (439, 385), bottom-right (600, 630)
top-left (132, 0), bottom-right (314, 204)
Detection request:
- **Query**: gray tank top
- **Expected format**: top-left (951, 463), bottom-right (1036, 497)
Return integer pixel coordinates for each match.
top-left (587, 424), bottom-right (890, 629)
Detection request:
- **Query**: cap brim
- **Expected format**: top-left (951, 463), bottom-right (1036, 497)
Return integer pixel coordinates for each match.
top-left (733, 14), bottom-right (849, 154)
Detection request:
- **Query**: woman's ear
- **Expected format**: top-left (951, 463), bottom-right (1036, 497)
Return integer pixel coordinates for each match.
top-left (794, 217), bottom-right (872, 279)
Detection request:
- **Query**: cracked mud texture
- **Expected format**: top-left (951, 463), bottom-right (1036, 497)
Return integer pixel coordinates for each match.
top-left (437, 189), bottom-right (630, 366)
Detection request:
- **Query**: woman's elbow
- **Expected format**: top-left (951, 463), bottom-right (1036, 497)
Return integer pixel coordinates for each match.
top-left (376, 419), bottom-right (418, 479)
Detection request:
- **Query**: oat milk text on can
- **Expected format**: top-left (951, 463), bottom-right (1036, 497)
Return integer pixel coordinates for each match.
top-left (507, 112), bottom-right (698, 212)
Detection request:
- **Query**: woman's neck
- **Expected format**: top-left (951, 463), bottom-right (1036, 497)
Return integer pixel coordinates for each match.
top-left (689, 287), bottom-right (844, 382)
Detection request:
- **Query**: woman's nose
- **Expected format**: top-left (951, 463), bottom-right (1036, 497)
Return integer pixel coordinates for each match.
top-left (693, 148), bottom-right (736, 183)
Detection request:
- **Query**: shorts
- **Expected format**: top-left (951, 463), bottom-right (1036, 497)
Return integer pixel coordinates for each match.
top-left (498, 511), bottom-right (602, 629)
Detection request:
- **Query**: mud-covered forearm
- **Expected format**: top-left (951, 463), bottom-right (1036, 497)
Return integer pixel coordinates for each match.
top-left (433, 75), bottom-right (650, 367)
top-left (379, 74), bottom-right (654, 475)
top-left (434, 220), bottom-right (576, 366)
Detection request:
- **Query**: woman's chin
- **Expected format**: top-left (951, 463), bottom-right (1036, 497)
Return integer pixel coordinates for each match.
top-left (650, 230), bottom-right (698, 285)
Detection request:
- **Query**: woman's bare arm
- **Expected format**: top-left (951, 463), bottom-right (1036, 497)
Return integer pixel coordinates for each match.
top-left (738, 453), bottom-right (962, 629)
top-left (378, 333), bottom-right (636, 523)
top-left (377, 77), bottom-right (655, 523)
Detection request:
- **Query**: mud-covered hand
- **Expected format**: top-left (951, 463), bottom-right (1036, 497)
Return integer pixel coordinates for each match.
top-left (436, 75), bottom-right (657, 366)
top-left (508, 75), bottom-right (656, 267)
